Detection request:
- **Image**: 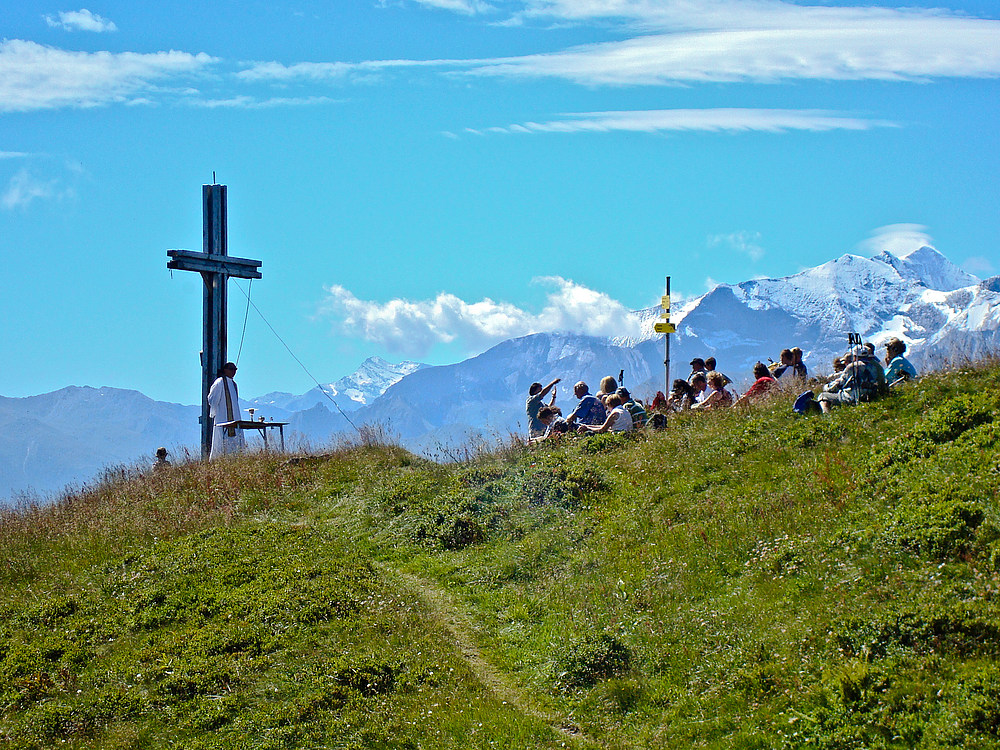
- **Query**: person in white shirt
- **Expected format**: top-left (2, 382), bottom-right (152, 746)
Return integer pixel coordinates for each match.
top-left (207, 362), bottom-right (245, 459)
top-left (577, 394), bottom-right (634, 434)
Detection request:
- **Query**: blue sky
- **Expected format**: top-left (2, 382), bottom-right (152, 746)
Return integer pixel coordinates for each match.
top-left (2, 0), bottom-right (999, 404)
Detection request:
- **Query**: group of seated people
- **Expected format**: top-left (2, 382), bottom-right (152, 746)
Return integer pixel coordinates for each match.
top-left (526, 338), bottom-right (918, 440)
top-left (812, 337), bottom-right (917, 412)
top-left (526, 375), bottom-right (649, 442)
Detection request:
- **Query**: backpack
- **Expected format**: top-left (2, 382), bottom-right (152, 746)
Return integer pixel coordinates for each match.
top-left (843, 359), bottom-right (879, 402)
top-left (793, 391), bottom-right (820, 415)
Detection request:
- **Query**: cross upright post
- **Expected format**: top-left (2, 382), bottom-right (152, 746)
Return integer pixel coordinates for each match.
top-left (167, 184), bottom-right (262, 458)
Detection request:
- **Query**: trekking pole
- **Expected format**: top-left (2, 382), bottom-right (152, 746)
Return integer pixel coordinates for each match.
top-left (848, 332), bottom-right (862, 406)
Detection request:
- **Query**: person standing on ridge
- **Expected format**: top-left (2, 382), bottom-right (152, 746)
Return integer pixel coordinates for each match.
top-left (208, 362), bottom-right (246, 459)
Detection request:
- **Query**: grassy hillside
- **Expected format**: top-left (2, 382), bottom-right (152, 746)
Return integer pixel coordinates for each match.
top-left (2, 363), bottom-right (1000, 749)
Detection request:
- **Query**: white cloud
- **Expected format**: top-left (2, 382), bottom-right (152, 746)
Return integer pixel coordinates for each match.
top-left (709, 230), bottom-right (765, 262)
top-left (0, 40), bottom-right (216, 113)
top-left (237, 3), bottom-right (1000, 91)
top-left (44, 9), bottom-right (118, 33)
top-left (859, 224), bottom-right (934, 258)
top-left (443, 1), bottom-right (1000, 85)
top-left (468, 12), bottom-right (1000, 85)
top-left (0, 151), bottom-right (32, 159)
top-left (2, 169), bottom-right (63, 210)
top-left (186, 95), bottom-right (340, 109)
top-left (321, 276), bottom-right (641, 356)
top-left (489, 108), bottom-right (896, 135)
top-left (235, 57), bottom-right (458, 82)
top-left (406, 0), bottom-right (494, 15)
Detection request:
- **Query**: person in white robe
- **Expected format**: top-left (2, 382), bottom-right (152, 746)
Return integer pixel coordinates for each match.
top-left (208, 362), bottom-right (245, 459)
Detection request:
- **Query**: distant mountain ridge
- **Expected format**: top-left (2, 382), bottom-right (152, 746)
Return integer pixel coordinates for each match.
top-left (247, 356), bottom-right (426, 414)
top-left (4, 243), bottom-right (999, 503)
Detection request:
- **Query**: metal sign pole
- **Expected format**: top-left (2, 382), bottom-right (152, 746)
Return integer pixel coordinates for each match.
top-left (664, 276), bottom-right (671, 394)
top-left (654, 277), bottom-right (674, 395)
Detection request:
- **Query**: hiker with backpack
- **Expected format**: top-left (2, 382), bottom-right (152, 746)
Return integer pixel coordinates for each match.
top-left (815, 345), bottom-right (882, 412)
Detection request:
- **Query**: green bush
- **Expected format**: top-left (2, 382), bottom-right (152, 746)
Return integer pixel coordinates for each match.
top-left (554, 633), bottom-right (632, 688)
top-left (894, 500), bottom-right (984, 559)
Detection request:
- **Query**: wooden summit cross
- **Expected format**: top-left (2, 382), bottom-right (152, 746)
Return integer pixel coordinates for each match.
top-left (167, 184), bottom-right (262, 458)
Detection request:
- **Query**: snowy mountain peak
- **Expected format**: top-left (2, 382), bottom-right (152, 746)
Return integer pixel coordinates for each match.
top-left (246, 357), bottom-right (428, 414)
top-left (872, 244), bottom-right (978, 292)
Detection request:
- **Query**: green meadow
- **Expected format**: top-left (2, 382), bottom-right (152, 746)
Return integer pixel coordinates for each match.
top-left (3, 363), bottom-right (1000, 749)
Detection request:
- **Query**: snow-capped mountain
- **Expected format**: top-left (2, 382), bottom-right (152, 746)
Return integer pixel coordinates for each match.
top-left (4, 242), bottom-right (999, 504)
top-left (246, 356), bottom-right (426, 414)
top-left (629, 244), bottom-right (990, 377)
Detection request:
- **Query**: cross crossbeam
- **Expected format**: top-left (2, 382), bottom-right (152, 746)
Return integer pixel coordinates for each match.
top-left (167, 250), bottom-right (262, 279)
top-left (166, 184), bottom-right (263, 458)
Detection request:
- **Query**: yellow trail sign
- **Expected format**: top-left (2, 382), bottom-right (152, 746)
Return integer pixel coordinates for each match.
top-left (661, 295), bottom-right (670, 311)
top-left (654, 322), bottom-right (676, 334)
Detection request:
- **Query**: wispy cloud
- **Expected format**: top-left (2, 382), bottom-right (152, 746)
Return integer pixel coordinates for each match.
top-left (1, 168), bottom-right (69, 210)
top-left (859, 223), bottom-right (934, 258)
top-left (186, 95), bottom-right (341, 109)
top-left (0, 40), bottom-right (215, 113)
top-left (0, 151), bottom-right (33, 159)
top-left (468, 11), bottom-right (1000, 85)
top-left (238, 3), bottom-right (1000, 91)
top-left (483, 108), bottom-right (897, 135)
top-left (235, 57), bottom-right (460, 82)
top-left (403, 0), bottom-right (495, 15)
top-left (321, 276), bottom-right (640, 357)
top-left (709, 230), bottom-right (765, 262)
top-left (43, 9), bottom-right (118, 33)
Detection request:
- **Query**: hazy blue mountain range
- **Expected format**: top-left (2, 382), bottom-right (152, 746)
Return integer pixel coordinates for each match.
top-left (4, 244), bottom-right (998, 504)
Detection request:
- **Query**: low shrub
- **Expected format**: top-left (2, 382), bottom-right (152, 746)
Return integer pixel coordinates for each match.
top-left (554, 633), bottom-right (632, 688)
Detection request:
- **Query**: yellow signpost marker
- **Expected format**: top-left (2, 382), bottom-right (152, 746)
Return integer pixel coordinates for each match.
top-left (661, 279), bottom-right (671, 392)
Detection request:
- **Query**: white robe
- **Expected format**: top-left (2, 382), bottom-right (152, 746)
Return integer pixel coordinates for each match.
top-left (208, 376), bottom-right (245, 459)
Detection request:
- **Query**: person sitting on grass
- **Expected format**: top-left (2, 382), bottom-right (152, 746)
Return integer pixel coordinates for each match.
top-left (735, 362), bottom-right (777, 407)
top-left (616, 387), bottom-right (648, 428)
top-left (816, 346), bottom-right (881, 412)
top-left (526, 377), bottom-right (561, 438)
top-left (884, 337), bottom-right (917, 384)
top-left (666, 379), bottom-right (696, 411)
top-left (771, 349), bottom-right (794, 380)
top-left (597, 375), bottom-right (619, 399)
top-left (864, 342), bottom-right (888, 394)
top-left (530, 405), bottom-right (568, 443)
top-left (704, 357), bottom-right (733, 387)
top-left (790, 347), bottom-right (808, 378)
top-left (688, 358), bottom-right (708, 384)
top-left (566, 381), bottom-right (607, 427)
top-left (692, 371), bottom-right (734, 410)
top-left (577, 394), bottom-right (633, 434)
top-left (690, 372), bottom-right (709, 405)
